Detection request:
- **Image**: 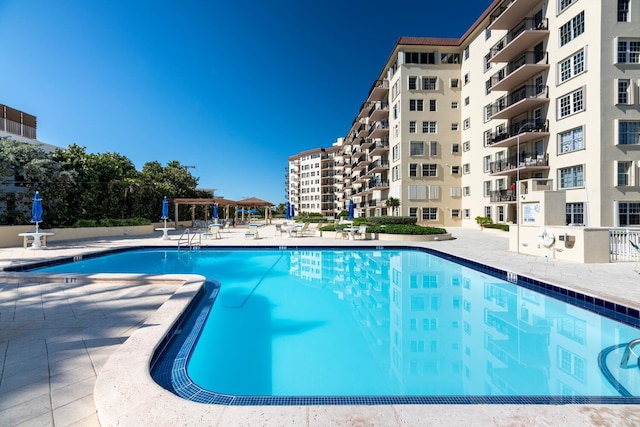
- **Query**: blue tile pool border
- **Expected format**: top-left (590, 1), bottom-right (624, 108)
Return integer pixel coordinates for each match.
top-left (11, 245), bottom-right (640, 405)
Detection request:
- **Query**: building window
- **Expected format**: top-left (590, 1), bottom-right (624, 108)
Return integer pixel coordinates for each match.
top-left (392, 144), bottom-right (399, 160)
top-left (483, 155), bottom-right (491, 172)
top-left (451, 101), bottom-right (459, 109)
top-left (450, 78), bottom-right (459, 88)
top-left (464, 96), bottom-right (470, 106)
top-left (559, 126), bottom-right (584, 153)
top-left (423, 121), bottom-right (437, 133)
top-left (410, 99), bottom-right (424, 111)
top-left (410, 141), bottom-right (424, 156)
top-left (451, 143), bottom-right (460, 153)
top-left (463, 163), bottom-right (470, 174)
top-left (441, 53), bottom-right (460, 64)
top-left (619, 121), bottom-right (640, 145)
top-left (484, 105), bottom-right (493, 122)
top-left (452, 209), bottom-right (460, 218)
top-left (618, 79), bottom-right (632, 104)
top-left (497, 206), bottom-right (504, 222)
top-left (422, 207), bottom-right (438, 221)
top-left (463, 118), bottom-right (471, 130)
top-left (484, 206), bottom-right (491, 219)
top-left (559, 165), bottom-right (584, 189)
top-left (409, 207), bottom-right (418, 217)
top-left (392, 165), bottom-right (400, 181)
top-left (429, 141), bottom-right (438, 156)
top-left (463, 186), bottom-right (470, 196)
top-left (617, 161), bottom-right (632, 186)
top-left (559, 49), bottom-right (585, 83)
top-left (559, 88), bottom-right (584, 118)
top-left (619, 202), bottom-right (640, 226)
top-left (422, 164), bottom-right (437, 177)
top-left (429, 99), bottom-right (437, 112)
top-left (463, 141), bottom-right (470, 151)
top-left (566, 202), bottom-right (584, 225)
top-left (451, 166), bottom-right (460, 174)
top-left (560, 11), bottom-right (584, 46)
top-left (559, 0), bottom-right (577, 13)
top-left (464, 46), bottom-right (469, 60)
top-left (484, 130), bottom-right (492, 146)
top-left (463, 209), bottom-right (470, 219)
top-left (423, 77), bottom-right (437, 90)
top-left (617, 39), bottom-right (640, 64)
top-left (408, 76), bottom-right (417, 90)
top-left (409, 121), bottom-right (417, 133)
top-left (484, 181), bottom-right (491, 197)
top-left (451, 123), bottom-right (459, 131)
top-left (406, 51), bottom-right (435, 64)
top-left (618, 0), bottom-right (630, 22)
top-left (409, 164), bottom-right (418, 177)
top-left (464, 73), bottom-right (470, 85)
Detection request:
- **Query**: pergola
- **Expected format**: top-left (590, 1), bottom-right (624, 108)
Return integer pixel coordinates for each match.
top-left (171, 196), bottom-right (274, 226)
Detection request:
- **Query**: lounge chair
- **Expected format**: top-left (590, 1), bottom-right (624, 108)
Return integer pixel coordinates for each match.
top-left (354, 225), bottom-right (368, 240)
top-left (245, 224), bottom-right (259, 240)
top-left (275, 224), bottom-right (283, 236)
top-left (290, 222), bottom-right (309, 237)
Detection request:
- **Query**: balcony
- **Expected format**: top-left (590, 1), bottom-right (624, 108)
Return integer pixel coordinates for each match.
top-left (367, 80), bottom-right (389, 102)
top-left (490, 189), bottom-right (517, 204)
top-left (490, 52), bottom-right (548, 92)
top-left (353, 158), bottom-right (372, 172)
top-left (368, 160), bottom-right (389, 174)
top-left (368, 121), bottom-right (389, 139)
top-left (489, 0), bottom-right (538, 30)
top-left (485, 120), bottom-right (549, 148)
top-left (489, 152), bottom-right (549, 176)
top-left (369, 140), bottom-right (390, 156)
top-left (489, 18), bottom-right (548, 63)
top-left (369, 101), bottom-right (389, 122)
top-left (490, 85), bottom-right (549, 120)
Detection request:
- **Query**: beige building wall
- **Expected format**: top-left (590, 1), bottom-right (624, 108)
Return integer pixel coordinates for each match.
top-left (285, 0), bottom-right (640, 231)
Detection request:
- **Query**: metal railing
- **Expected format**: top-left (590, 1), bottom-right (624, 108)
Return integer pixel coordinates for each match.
top-left (178, 228), bottom-right (201, 251)
top-left (610, 228), bottom-right (640, 262)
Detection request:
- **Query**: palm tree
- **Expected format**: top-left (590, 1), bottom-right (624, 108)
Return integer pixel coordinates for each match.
top-left (385, 197), bottom-right (400, 216)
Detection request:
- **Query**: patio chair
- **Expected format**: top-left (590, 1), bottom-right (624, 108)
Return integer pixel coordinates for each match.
top-left (354, 225), bottom-right (368, 240)
top-left (275, 224), bottom-right (283, 236)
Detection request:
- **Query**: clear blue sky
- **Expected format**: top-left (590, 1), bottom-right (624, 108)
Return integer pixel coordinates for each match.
top-left (0, 0), bottom-right (492, 204)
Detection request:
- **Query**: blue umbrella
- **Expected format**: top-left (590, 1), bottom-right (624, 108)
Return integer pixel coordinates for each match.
top-left (213, 203), bottom-right (219, 219)
top-left (31, 191), bottom-right (43, 232)
top-left (161, 196), bottom-right (169, 219)
top-left (348, 200), bottom-right (354, 220)
top-left (289, 203), bottom-right (295, 219)
top-left (250, 208), bottom-right (259, 214)
top-left (285, 201), bottom-right (291, 220)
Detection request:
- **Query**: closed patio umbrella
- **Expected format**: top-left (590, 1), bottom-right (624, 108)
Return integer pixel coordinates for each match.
top-left (31, 192), bottom-right (43, 233)
top-left (161, 196), bottom-right (169, 228)
top-left (348, 200), bottom-right (354, 221)
top-left (213, 203), bottom-right (219, 223)
top-left (285, 201), bottom-right (291, 220)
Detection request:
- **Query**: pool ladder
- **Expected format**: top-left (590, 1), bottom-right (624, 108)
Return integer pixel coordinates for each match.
top-left (178, 228), bottom-right (201, 251)
top-left (620, 338), bottom-right (640, 368)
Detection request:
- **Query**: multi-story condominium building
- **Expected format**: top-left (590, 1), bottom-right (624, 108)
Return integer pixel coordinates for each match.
top-left (287, 143), bottom-right (341, 217)
top-left (286, 0), bottom-right (640, 228)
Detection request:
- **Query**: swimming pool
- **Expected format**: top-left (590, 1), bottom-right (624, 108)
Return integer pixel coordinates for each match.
top-left (32, 247), bottom-right (640, 404)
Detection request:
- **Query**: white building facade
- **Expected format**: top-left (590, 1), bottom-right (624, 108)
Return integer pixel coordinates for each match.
top-left (286, 0), bottom-right (640, 228)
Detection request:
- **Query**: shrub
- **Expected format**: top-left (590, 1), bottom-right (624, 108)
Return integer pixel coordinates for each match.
top-left (71, 217), bottom-right (151, 228)
top-left (484, 223), bottom-right (510, 232)
top-left (368, 216), bottom-right (417, 226)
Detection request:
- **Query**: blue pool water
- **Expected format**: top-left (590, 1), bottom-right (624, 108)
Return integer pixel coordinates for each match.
top-left (34, 247), bottom-right (640, 402)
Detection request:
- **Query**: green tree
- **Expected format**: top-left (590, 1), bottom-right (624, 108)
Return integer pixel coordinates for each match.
top-left (385, 197), bottom-right (400, 216)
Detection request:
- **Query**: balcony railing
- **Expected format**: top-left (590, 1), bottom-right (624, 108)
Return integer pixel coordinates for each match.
top-left (486, 120), bottom-right (548, 147)
top-left (489, 85), bottom-right (548, 116)
top-left (1, 118), bottom-right (37, 139)
top-left (490, 189), bottom-right (517, 203)
top-left (490, 17), bottom-right (548, 60)
top-left (489, 51), bottom-right (547, 89)
top-left (489, 152), bottom-right (549, 174)
top-left (367, 160), bottom-right (389, 172)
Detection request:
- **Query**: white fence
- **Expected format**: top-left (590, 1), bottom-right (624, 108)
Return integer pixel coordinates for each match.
top-left (609, 228), bottom-right (640, 262)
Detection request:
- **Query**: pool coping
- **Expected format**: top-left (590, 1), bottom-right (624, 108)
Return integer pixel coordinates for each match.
top-left (13, 245), bottom-right (640, 424)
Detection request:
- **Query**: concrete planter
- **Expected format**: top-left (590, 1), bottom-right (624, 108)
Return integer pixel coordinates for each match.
top-left (319, 230), bottom-right (451, 242)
